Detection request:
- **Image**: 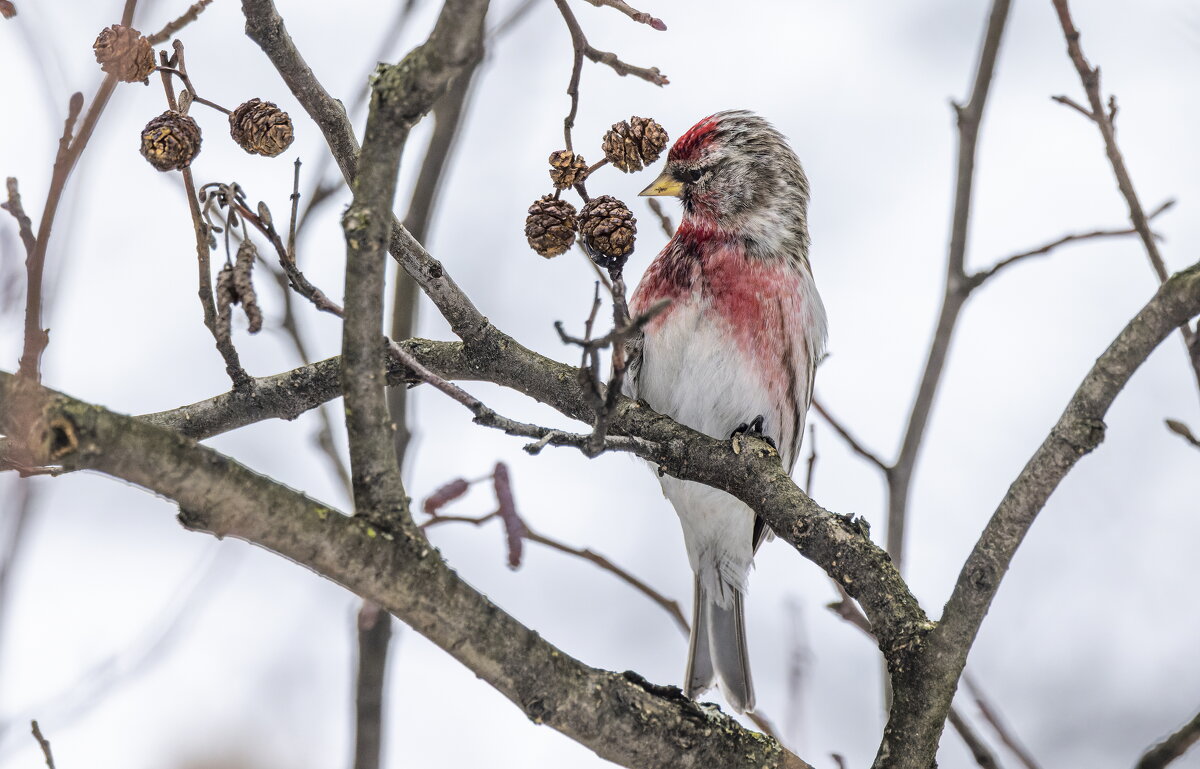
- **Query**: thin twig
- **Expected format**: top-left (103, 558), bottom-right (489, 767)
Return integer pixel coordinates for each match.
top-left (422, 499), bottom-right (687, 633)
top-left (811, 398), bottom-right (889, 472)
top-left (886, 0), bottom-right (1011, 572)
top-left (18, 92), bottom-right (83, 380)
top-left (1, 178), bottom-right (36, 256)
top-left (551, 0), bottom-right (668, 152)
top-left (524, 529), bottom-right (687, 633)
top-left (803, 424), bottom-right (817, 495)
top-left (1049, 94), bottom-right (1093, 121)
top-left (962, 675), bottom-right (1043, 769)
top-left (488, 0), bottom-right (540, 38)
top-left (968, 199), bottom-right (1174, 287)
top-left (158, 50), bottom-right (250, 387)
top-left (146, 0), bottom-right (213, 45)
top-left (947, 708), bottom-right (1002, 769)
top-left (578, 0), bottom-right (666, 30)
top-left (646, 197), bottom-right (674, 239)
top-left (30, 721), bottom-right (55, 769)
top-left (1050, 0), bottom-right (1200, 398)
top-left (552, 0), bottom-right (587, 152)
top-left (584, 44), bottom-right (668, 85)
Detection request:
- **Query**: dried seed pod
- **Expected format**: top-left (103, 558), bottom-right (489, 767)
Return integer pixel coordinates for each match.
top-left (229, 98), bottom-right (295, 157)
top-left (524, 195), bottom-right (577, 258)
top-left (215, 263), bottom-right (237, 343)
top-left (493, 462), bottom-right (525, 570)
top-left (233, 240), bottom-right (263, 333)
top-left (578, 195), bottom-right (636, 269)
top-left (140, 110), bottom-right (202, 171)
top-left (548, 150), bottom-right (589, 190)
top-left (601, 116), bottom-right (669, 173)
top-left (93, 24), bottom-right (155, 84)
top-left (423, 478), bottom-right (470, 515)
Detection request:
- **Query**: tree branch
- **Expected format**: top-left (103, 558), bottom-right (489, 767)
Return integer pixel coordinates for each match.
top-left (241, 0), bottom-right (491, 342)
top-left (887, 0), bottom-right (1011, 573)
top-left (906, 262), bottom-right (1200, 769)
top-left (1135, 707), bottom-right (1200, 769)
top-left (0, 374), bottom-right (811, 769)
top-left (1049, 0), bottom-right (1200, 398)
top-left (967, 200), bottom-right (1173, 288)
top-left (812, 396), bottom-right (889, 472)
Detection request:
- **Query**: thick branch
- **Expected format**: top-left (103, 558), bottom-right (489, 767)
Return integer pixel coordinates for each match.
top-left (0, 375), bottom-right (809, 769)
top-left (906, 263), bottom-right (1200, 765)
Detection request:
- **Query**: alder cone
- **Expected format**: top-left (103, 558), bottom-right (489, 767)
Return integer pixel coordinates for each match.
top-left (93, 24), bottom-right (156, 84)
top-left (525, 195), bottom-right (577, 258)
top-left (548, 150), bottom-right (589, 190)
top-left (229, 99), bottom-right (295, 157)
top-left (579, 195), bottom-right (636, 269)
top-left (140, 110), bottom-right (202, 171)
top-left (602, 116), bottom-right (668, 173)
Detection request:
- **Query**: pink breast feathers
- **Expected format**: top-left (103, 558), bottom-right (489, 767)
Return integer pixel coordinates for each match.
top-left (632, 227), bottom-right (808, 402)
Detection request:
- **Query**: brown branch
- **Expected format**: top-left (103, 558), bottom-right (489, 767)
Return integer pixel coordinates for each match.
top-left (18, 92), bottom-right (82, 381)
top-left (646, 197), bottom-right (675, 239)
top-left (353, 601), bottom-right (393, 769)
top-left (157, 48), bottom-right (250, 388)
top-left (579, 0), bottom-right (666, 30)
top-left (241, 0), bottom-right (492, 343)
top-left (389, 56), bottom-right (479, 469)
top-left (0, 375), bottom-right (810, 769)
top-left (146, 0), bottom-right (213, 45)
top-left (1, 178), bottom-right (36, 257)
top-left (552, 0), bottom-right (587, 152)
top-left (885, 0), bottom-right (1011, 578)
top-left (803, 424), bottom-right (817, 494)
top-left (1049, 0), bottom-right (1200, 398)
top-left (947, 709), bottom-right (1002, 769)
top-left (524, 528), bottom-right (688, 633)
top-left (962, 675), bottom-right (1043, 769)
top-left (584, 44), bottom-right (668, 85)
top-left (16, 0), bottom-right (141, 379)
top-left (968, 199), bottom-right (1174, 287)
top-left (1135, 707), bottom-right (1200, 769)
top-left (551, 0), bottom-right (667, 152)
top-left (812, 397), bottom-right (889, 472)
top-left (916, 263), bottom-right (1200, 768)
top-left (31, 720), bottom-right (55, 769)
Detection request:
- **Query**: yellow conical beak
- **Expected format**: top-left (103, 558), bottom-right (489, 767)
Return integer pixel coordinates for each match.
top-left (639, 169), bottom-right (683, 197)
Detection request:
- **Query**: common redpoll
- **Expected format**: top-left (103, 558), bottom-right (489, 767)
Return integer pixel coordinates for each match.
top-left (627, 110), bottom-right (827, 713)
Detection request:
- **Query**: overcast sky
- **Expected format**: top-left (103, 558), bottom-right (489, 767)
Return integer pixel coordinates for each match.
top-left (2, 1), bottom-right (1199, 768)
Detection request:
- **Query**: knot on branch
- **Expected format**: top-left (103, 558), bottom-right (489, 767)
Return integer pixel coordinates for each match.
top-left (45, 414), bottom-right (79, 460)
top-left (1055, 416), bottom-right (1105, 456)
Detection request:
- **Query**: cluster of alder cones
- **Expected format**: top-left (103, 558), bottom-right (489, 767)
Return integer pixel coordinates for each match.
top-left (524, 116), bottom-right (668, 270)
top-left (93, 24), bottom-right (295, 172)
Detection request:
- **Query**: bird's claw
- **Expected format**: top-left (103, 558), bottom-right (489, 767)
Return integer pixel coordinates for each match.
top-left (731, 415), bottom-right (777, 455)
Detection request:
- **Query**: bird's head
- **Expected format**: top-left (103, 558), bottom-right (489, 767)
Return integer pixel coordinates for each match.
top-left (640, 110), bottom-right (810, 257)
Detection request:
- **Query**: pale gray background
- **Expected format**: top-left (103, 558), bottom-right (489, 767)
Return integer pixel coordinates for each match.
top-left (1, 1), bottom-right (1198, 767)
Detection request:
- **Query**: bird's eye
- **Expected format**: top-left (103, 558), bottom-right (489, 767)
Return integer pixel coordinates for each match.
top-left (682, 168), bottom-right (705, 183)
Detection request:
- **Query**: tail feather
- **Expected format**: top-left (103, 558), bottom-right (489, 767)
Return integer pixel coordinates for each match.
top-left (684, 578), bottom-right (755, 713)
top-left (685, 576), bottom-right (715, 697)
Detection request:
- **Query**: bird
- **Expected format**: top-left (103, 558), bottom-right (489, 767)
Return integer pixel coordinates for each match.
top-left (626, 110), bottom-right (827, 713)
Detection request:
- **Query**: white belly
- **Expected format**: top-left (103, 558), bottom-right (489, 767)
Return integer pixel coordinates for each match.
top-left (633, 298), bottom-right (778, 607)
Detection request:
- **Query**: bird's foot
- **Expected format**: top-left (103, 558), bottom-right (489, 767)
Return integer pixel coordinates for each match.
top-left (731, 415), bottom-right (777, 455)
